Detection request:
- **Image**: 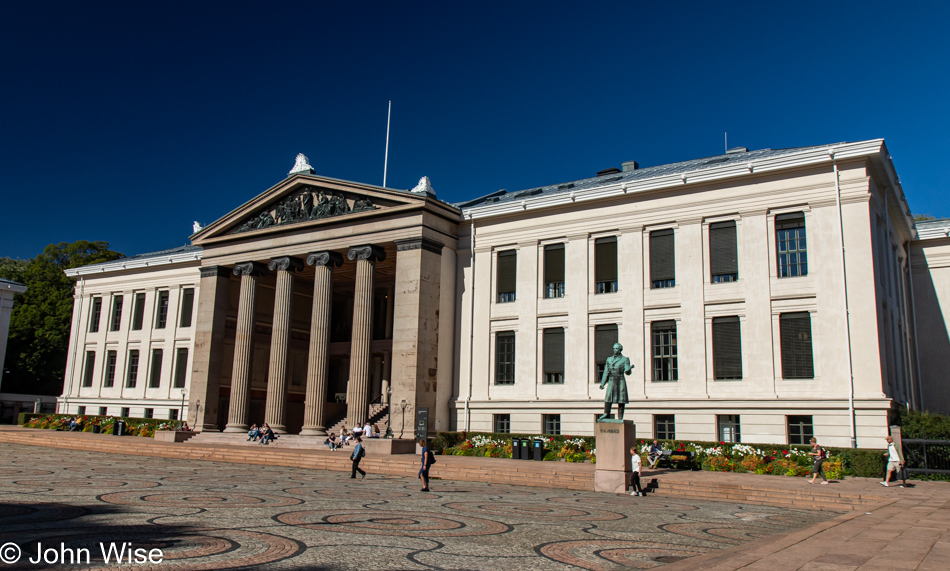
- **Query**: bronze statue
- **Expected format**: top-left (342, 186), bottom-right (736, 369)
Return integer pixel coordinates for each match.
top-left (598, 342), bottom-right (632, 420)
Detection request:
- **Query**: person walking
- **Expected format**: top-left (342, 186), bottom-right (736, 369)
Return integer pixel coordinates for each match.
top-left (629, 446), bottom-right (643, 496)
top-left (419, 438), bottom-right (434, 492)
top-left (808, 437), bottom-right (829, 484)
top-left (350, 436), bottom-right (366, 479)
top-left (881, 435), bottom-right (905, 487)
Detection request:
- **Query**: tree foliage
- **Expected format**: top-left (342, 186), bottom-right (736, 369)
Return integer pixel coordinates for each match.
top-left (0, 241), bottom-right (124, 395)
top-left (913, 213), bottom-right (937, 222)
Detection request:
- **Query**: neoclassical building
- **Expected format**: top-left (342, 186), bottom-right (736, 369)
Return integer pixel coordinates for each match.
top-left (59, 142), bottom-right (950, 448)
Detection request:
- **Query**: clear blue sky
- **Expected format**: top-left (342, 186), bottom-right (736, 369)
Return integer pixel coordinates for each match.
top-left (2, 2), bottom-right (948, 260)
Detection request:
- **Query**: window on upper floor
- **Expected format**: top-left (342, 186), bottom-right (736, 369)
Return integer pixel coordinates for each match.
top-left (544, 244), bottom-right (565, 298)
top-left (495, 331), bottom-right (516, 385)
top-left (180, 288), bottom-right (195, 328)
top-left (149, 349), bottom-right (163, 388)
top-left (595, 324), bottom-right (619, 379)
top-left (155, 291), bottom-right (170, 329)
top-left (88, 298), bottom-right (102, 333)
top-left (650, 229), bottom-right (675, 288)
top-left (109, 295), bottom-right (123, 331)
top-left (131, 292), bottom-right (146, 331)
top-left (780, 312), bottom-right (814, 379)
top-left (710, 221), bottom-right (738, 283)
top-left (776, 213), bottom-right (807, 277)
top-left (651, 321), bottom-right (678, 381)
top-left (712, 316), bottom-right (742, 380)
top-left (595, 237), bottom-right (618, 294)
top-left (174, 348), bottom-right (189, 388)
top-left (104, 350), bottom-right (117, 388)
top-left (126, 350), bottom-right (139, 388)
top-left (543, 327), bottom-right (565, 384)
top-left (497, 250), bottom-right (517, 303)
top-left (82, 351), bottom-right (95, 387)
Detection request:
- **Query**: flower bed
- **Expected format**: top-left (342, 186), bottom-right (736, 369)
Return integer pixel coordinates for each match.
top-left (23, 414), bottom-right (179, 438)
top-left (438, 433), bottom-right (596, 463)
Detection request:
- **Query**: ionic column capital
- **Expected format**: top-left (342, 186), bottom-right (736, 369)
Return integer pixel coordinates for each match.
top-left (347, 244), bottom-right (386, 263)
top-left (268, 256), bottom-right (304, 272)
top-left (232, 262), bottom-right (268, 277)
top-left (306, 251), bottom-right (344, 268)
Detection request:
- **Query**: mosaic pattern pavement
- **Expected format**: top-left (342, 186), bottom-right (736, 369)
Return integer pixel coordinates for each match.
top-left (0, 444), bottom-right (834, 570)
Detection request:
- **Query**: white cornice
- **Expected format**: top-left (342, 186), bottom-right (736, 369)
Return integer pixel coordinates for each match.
top-left (64, 250), bottom-right (203, 277)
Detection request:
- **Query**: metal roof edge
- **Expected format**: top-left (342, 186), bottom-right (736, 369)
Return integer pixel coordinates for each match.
top-left (64, 250), bottom-right (203, 277)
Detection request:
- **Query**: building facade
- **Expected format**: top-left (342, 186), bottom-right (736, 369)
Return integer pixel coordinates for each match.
top-left (58, 141), bottom-right (945, 448)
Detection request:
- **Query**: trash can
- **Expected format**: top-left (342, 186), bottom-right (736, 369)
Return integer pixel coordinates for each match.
top-left (91, 425), bottom-right (100, 434)
top-left (511, 438), bottom-right (521, 459)
top-left (533, 439), bottom-right (544, 461)
top-left (114, 420), bottom-right (125, 437)
top-left (520, 438), bottom-right (532, 460)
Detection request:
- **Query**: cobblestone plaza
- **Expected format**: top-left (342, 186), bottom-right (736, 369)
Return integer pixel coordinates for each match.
top-left (0, 444), bottom-right (833, 570)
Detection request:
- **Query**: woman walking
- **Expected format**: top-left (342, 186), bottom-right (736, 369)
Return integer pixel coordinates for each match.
top-left (418, 438), bottom-right (434, 492)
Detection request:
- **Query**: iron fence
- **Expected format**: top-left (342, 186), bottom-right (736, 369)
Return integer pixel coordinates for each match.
top-left (901, 439), bottom-right (950, 475)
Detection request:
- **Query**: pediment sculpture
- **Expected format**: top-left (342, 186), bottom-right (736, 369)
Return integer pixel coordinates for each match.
top-left (232, 187), bottom-right (377, 234)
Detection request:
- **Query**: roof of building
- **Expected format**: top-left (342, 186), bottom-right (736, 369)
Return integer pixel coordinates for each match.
top-left (455, 144), bottom-right (837, 209)
top-left (63, 245), bottom-right (202, 277)
top-left (914, 218), bottom-right (950, 240)
top-left (1, 277), bottom-right (27, 293)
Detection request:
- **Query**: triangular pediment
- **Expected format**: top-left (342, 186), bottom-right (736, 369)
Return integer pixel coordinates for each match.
top-left (192, 174), bottom-right (430, 245)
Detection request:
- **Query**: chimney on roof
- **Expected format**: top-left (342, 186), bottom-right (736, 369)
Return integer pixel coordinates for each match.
top-left (726, 147), bottom-right (748, 154)
top-left (596, 167), bottom-right (622, 176)
top-left (621, 160), bottom-right (639, 172)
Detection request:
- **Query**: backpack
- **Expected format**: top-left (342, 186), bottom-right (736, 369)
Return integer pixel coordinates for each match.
top-left (359, 446), bottom-right (366, 458)
top-left (428, 450), bottom-right (436, 464)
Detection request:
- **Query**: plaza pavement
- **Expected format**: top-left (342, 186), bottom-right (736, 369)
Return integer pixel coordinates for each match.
top-left (0, 426), bottom-right (948, 570)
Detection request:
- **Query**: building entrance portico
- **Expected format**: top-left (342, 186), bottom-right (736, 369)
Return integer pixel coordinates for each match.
top-left (186, 164), bottom-right (459, 438)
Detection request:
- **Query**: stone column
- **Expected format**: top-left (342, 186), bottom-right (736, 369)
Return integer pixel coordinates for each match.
top-left (346, 245), bottom-right (386, 427)
top-left (300, 251), bottom-right (343, 436)
top-left (190, 266), bottom-right (232, 431)
top-left (264, 256), bottom-right (303, 434)
top-left (224, 262), bottom-right (267, 433)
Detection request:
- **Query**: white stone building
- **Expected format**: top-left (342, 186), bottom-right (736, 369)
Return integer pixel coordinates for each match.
top-left (1, 278), bottom-right (28, 390)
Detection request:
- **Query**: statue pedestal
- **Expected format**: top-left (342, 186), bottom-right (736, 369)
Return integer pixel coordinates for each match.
top-left (594, 420), bottom-right (636, 494)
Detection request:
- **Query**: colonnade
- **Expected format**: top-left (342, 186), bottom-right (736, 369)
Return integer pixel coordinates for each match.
top-left (222, 245), bottom-right (385, 435)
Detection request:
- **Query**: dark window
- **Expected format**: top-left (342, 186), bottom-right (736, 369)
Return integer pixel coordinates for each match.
top-left (595, 237), bottom-right (618, 294)
top-left (77, 406), bottom-right (86, 415)
top-left (104, 350), bottom-right (117, 388)
top-left (179, 288), bottom-right (195, 328)
top-left (143, 408), bottom-right (153, 419)
top-left (712, 316), bottom-right (742, 380)
top-left (780, 312), bottom-right (814, 379)
top-left (652, 321), bottom-right (678, 381)
top-left (82, 351), bottom-right (96, 387)
top-left (544, 244), bottom-right (565, 298)
top-left (710, 221), bottom-right (738, 283)
top-left (497, 250), bottom-right (517, 303)
top-left (88, 298), bottom-right (102, 333)
top-left (149, 349), bottom-right (163, 388)
top-left (131, 292), bottom-right (146, 331)
top-left (655, 414), bottom-right (675, 440)
top-left (126, 350), bottom-right (139, 388)
top-left (169, 409), bottom-right (179, 420)
top-left (543, 327), bottom-right (565, 384)
top-left (174, 348), bottom-right (189, 388)
top-left (110, 295), bottom-right (123, 331)
top-left (776, 213), bottom-right (807, 277)
top-left (718, 415), bottom-right (741, 443)
top-left (494, 414), bottom-right (510, 434)
top-left (788, 415), bottom-right (814, 445)
top-left (98, 406), bottom-right (107, 416)
top-left (543, 414), bottom-right (561, 435)
top-left (121, 407), bottom-right (130, 417)
top-left (650, 229), bottom-right (675, 288)
top-left (155, 291), bottom-right (169, 329)
top-left (495, 331), bottom-right (516, 385)
top-left (595, 324), bottom-right (619, 378)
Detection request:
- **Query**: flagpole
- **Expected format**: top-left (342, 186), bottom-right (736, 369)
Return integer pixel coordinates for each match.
top-left (383, 101), bottom-right (391, 187)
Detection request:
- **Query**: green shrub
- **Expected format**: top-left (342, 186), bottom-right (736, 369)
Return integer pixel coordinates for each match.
top-left (899, 408), bottom-right (950, 439)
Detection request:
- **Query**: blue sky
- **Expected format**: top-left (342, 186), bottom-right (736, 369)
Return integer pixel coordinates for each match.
top-left (2, 2), bottom-right (948, 260)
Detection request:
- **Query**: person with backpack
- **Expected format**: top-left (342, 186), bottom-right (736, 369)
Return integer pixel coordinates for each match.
top-left (350, 435), bottom-right (366, 479)
top-left (418, 438), bottom-right (435, 491)
top-left (808, 437), bottom-right (829, 484)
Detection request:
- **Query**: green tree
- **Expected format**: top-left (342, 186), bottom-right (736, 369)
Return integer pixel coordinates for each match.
top-left (0, 241), bottom-right (124, 395)
top-left (913, 214), bottom-right (937, 222)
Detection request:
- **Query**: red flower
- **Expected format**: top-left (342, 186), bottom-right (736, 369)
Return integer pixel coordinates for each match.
top-left (782, 450), bottom-right (788, 455)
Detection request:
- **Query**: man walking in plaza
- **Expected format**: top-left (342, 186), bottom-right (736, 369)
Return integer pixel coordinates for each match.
top-left (350, 436), bottom-right (366, 479)
top-left (882, 435), bottom-right (905, 487)
top-left (629, 445), bottom-right (643, 496)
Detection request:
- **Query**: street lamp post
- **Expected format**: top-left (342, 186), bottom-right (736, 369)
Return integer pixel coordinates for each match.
top-left (179, 389), bottom-right (186, 430)
top-left (399, 399), bottom-right (408, 439)
top-left (384, 385), bottom-right (394, 439)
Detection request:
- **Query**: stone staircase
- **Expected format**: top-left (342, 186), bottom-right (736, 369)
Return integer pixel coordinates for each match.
top-left (324, 403), bottom-right (391, 436)
top-left (183, 432), bottom-right (337, 449)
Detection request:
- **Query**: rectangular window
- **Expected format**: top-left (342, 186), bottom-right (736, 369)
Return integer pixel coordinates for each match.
top-left (788, 415), bottom-right (814, 445)
top-left (155, 291), bottom-right (170, 329)
top-left (126, 349), bottom-right (139, 388)
top-left (543, 414), bottom-right (561, 435)
top-left (776, 213), bottom-right (807, 277)
top-left (169, 409), bottom-right (179, 421)
top-left (595, 324), bottom-right (619, 379)
top-left (82, 351), bottom-right (96, 387)
top-left (98, 406), bottom-right (107, 416)
top-left (652, 320), bottom-right (678, 381)
top-left (655, 414), bottom-right (675, 440)
top-left (494, 414), bottom-right (511, 434)
top-left (495, 331), bottom-right (516, 385)
top-left (497, 250), bottom-right (517, 303)
top-left (780, 312), bottom-right (814, 379)
top-left (131, 292), bottom-right (146, 331)
top-left (77, 405), bottom-right (86, 415)
top-left (712, 316), bottom-right (742, 380)
top-left (595, 237), bottom-right (618, 294)
top-left (650, 229), bottom-right (675, 288)
top-left (110, 295), bottom-right (124, 331)
top-left (121, 407), bottom-right (130, 418)
top-left (710, 221), bottom-right (738, 283)
top-left (542, 327), bottom-right (565, 384)
top-left (88, 298), bottom-right (102, 333)
top-left (718, 415), bottom-right (741, 443)
top-left (174, 348), bottom-right (189, 388)
top-left (180, 288), bottom-right (195, 328)
top-left (104, 350), bottom-right (117, 388)
top-left (143, 408), bottom-right (153, 419)
top-left (544, 243), bottom-right (565, 298)
top-left (149, 348), bottom-right (163, 388)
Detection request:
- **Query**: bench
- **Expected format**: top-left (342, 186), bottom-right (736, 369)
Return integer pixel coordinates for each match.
top-left (656, 450), bottom-right (697, 470)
